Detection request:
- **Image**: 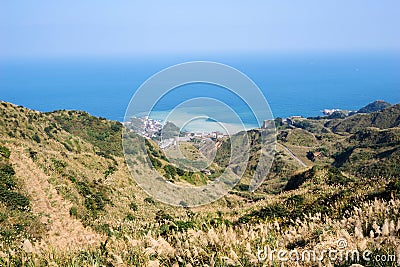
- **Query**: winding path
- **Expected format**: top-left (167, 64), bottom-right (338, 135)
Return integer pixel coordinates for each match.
top-left (10, 145), bottom-right (103, 251)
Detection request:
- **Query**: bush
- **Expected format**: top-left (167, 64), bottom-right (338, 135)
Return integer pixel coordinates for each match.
top-left (104, 166), bottom-right (116, 178)
top-left (129, 201), bottom-right (138, 211)
top-left (149, 156), bottom-right (162, 169)
top-left (69, 206), bottom-right (78, 217)
top-left (44, 126), bottom-right (54, 138)
top-left (163, 164), bottom-right (177, 178)
top-left (62, 142), bottom-right (73, 152)
top-left (176, 167), bottom-right (186, 176)
top-left (0, 163), bottom-right (15, 177)
top-left (144, 197), bottom-right (156, 204)
top-left (51, 158), bottom-right (67, 173)
top-left (28, 149), bottom-right (38, 161)
top-left (0, 161), bottom-right (30, 211)
top-left (326, 167), bottom-right (354, 185)
top-left (236, 183), bottom-right (249, 191)
top-left (386, 179), bottom-right (400, 198)
top-left (0, 187), bottom-right (30, 210)
top-left (126, 213), bottom-right (135, 221)
top-left (32, 133), bottom-right (41, 143)
top-left (111, 123), bottom-right (121, 132)
top-left (155, 210), bottom-right (173, 223)
top-left (238, 203), bottom-right (289, 224)
top-left (74, 180), bottom-right (110, 217)
top-left (0, 164), bottom-right (16, 190)
top-left (0, 146), bottom-right (11, 159)
top-left (285, 194), bottom-right (305, 207)
top-left (84, 193), bottom-right (106, 215)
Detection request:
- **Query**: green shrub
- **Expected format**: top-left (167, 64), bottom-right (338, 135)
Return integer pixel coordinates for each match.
top-left (126, 213), bottom-right (135, 221)
top-left (236, 183), bottom-right (249, 191)
top-left (68, 175), bottom-right (77, 183)
top-left (111, 123), bottom-right (121, 132)
top-left (84, 193), bottom-right (106, 215)
top-left (238, 203), bottom-right (289, 224)
top-left (175, 220), bottom-right (195, 231)
top-left (62, 142), bottom-right (73, 152)
top-left (95, 224), bottom-right (112, 237)
top-left (74, 180), bottom-right (110, 217)
top-left (32, 133), bottom-right (41, 143)
top-left (0, 212), bottom-right (7, 223)
top-left (149, 155), bottom-right (162, 169)
top-left (44, 126), bottom-right (54, 138)
top-left (144, 197), bottom-right (155, 204)
top-left (285, 194), bottom-right (305, 207)
top-left (155, 210), bottom-right (173, 223)
top-left (69, 206), bottom-right (78, 217)
top-left (51, 158), bottom-right (67, 173)
top-left (129, 201), bottom-right (138, 211)
top-left (0, 146), bottom-right (11, 159)
top-left (0, 163), bottom-right (16, 190)
top-left (326, 167), bottom-right (354, 185)
top-left (104, 166), bottom-right (116, 178)
top-left (163, 164), bottom-right (177, 178)
top-left (176, 167), bottom-right (186, 176)
top-left (28, 149), bottom-right (37, 161)
top-left (0, 187), bottom-right (30, 210)
top-left (386, 179), bottom-right (400, 198)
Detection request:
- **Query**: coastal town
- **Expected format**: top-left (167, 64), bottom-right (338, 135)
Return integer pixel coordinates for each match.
top-left (123, 116), bottom-right (228, 149)
top-left (123, 106), bottom-right (355, 150)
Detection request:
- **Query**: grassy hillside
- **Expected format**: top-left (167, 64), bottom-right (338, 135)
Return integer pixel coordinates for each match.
top-left (328, 103), bottom-right (400, 133)
top-left (1, 101), bottom-right (399, 266)
top-left (48, 110), bottom-right (123, 157)
top-left (333, 127), bottom-right (400, 178)
top-left (357, 100), bottom-right (392, 113)
top-left (0, 144), bottom-right (45, 250)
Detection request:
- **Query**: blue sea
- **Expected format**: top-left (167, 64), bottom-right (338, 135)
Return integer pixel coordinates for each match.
top-left (1, 53), bottom-right (399, 126)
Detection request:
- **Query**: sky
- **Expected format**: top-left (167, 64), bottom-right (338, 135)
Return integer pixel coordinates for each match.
top-left (0, 0), bottom-right (399, 59)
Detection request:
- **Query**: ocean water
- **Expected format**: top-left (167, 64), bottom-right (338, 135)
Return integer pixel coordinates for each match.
top-left (1, 53), bottom-right (399, 125)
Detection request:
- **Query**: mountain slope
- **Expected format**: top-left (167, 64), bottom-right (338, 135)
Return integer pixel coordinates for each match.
top-left (1, 101), bottom-right (399, 266)
top-left (0, 102), bottom-right (188, 253)
top-left (333, 127), bottom-right (400, 178)
top-left (328, 103), bottom-right (400, 133)
top-left (10, 146), bottom-right (101, 249)
top-left (357, 100), bottom-right (392, 113)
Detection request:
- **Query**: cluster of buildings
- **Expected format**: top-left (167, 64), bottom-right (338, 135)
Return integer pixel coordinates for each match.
top-left (190, 131), bottom-right (226, 139)
top-left (123, 116), bottom-right (163, 138)
top-left (124, 116), bottom-right (229, 149)
top-left (322, 109), bottom-right (342, 116)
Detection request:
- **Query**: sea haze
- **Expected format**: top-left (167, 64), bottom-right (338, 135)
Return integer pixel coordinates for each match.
top-left (0, 53), bottom-right (399, 123)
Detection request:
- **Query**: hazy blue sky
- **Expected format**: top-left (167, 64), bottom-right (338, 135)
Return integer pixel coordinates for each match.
top-left (1, 0), bottom-right (399, 58)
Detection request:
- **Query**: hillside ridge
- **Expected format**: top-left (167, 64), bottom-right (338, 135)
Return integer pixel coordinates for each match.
top-left (1, 100), bottom-right (399, 266)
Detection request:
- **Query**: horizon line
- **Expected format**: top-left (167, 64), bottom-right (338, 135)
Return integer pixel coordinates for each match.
top-left (1, 49), bottom-right (400, 62)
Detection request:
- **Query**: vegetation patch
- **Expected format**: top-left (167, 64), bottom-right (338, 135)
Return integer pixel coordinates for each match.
top-left (0, 146), bottom-right (11, 159)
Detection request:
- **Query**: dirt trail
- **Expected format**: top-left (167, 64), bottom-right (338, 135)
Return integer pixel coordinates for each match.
top-left (279, 143), bottom-right (307, 167)
top-left (10, 146), bottom-right (103, 251)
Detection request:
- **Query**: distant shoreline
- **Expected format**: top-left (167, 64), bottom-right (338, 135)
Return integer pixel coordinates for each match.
top-left (1, 54), bottom-right (399, 122)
